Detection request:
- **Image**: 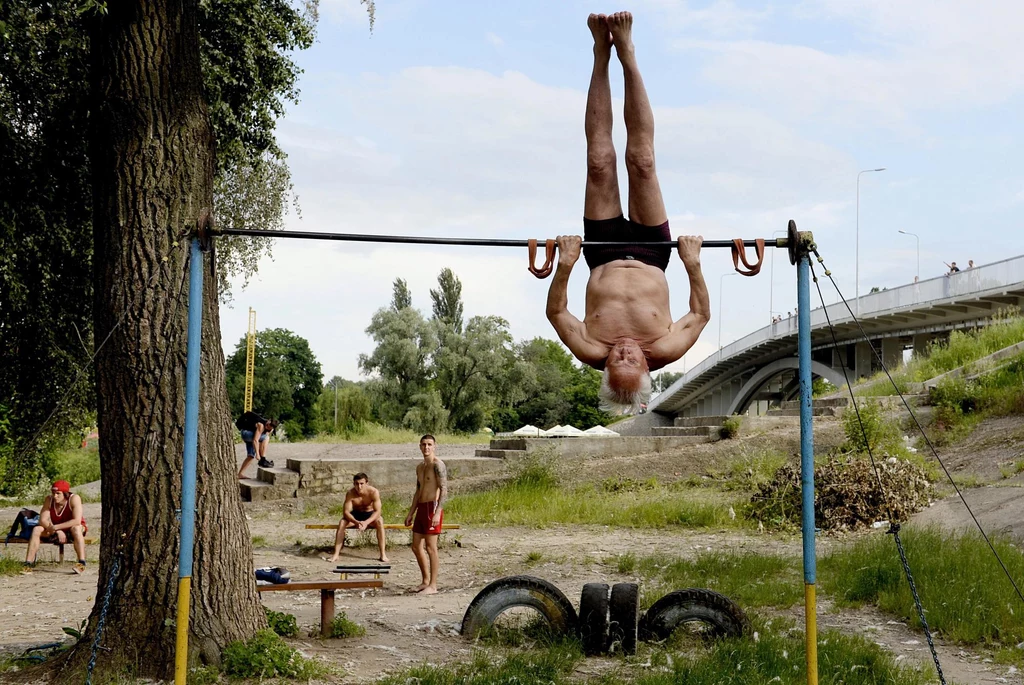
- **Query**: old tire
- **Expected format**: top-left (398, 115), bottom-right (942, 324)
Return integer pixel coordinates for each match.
top-left (609, 583), bottom-right (639, 655)
top-left (639, 588), bottom-right (750, 642)
top-left (461, 575), bottom-right (577, 638)
top-left (578, 583), bottom-right (610, 656)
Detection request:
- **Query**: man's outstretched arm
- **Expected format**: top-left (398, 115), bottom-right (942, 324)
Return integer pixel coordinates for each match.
top-left (546, 235), bottom-right (606, 367)
top-left (649, 236), bottom-right (711, 365)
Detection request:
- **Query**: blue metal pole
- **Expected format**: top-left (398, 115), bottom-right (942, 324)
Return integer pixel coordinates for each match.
top-left (797, 254), bottom-right (818, 684)
top-left (175, 238), bottom-right (204, 685)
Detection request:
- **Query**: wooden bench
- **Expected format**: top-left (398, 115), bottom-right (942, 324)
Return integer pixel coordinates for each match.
top-left (257, 580), bottom-right (383, 637)
top-left (3, 536), bottom-right (98, 563)
top-left (305, 524), bottom-right (460, 531)
top-left (334, 564), bottom-right (390, 579)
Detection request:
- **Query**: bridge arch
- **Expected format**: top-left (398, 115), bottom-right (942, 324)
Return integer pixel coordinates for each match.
top-left (726, 358), bottom-right (845, 416)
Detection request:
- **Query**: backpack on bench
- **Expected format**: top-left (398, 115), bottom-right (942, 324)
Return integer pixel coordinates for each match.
top-left (6, 509), bottom-right (40, 542)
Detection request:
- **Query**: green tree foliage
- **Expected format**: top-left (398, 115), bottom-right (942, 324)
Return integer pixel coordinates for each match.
top-left (430, 267), bottom-right (465, 333)
top-left (318, 377), bottom-right (372, 435)
top-left (653, 370), bottom-right (684, 392)
top-left (358, 272), bottom-right (609, 434)
top-left (360, 305), bottom-right (437, 426)
top-left (0, 0), bottom-right (330, 492)
top-left (391, 277), bottom-right (413, 311)
top-left (225, 328), bottom-right (323, 438)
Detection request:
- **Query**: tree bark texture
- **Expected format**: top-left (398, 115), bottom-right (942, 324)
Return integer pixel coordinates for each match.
top-left (68, 1), bottom-right (264, 679)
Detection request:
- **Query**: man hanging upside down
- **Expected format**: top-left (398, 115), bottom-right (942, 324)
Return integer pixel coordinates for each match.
top-left (547, 11), bottom-right (710, 414)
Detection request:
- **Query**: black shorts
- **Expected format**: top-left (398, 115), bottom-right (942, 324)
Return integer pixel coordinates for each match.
top-left (351, 510), bottom-right (373, 522)
top-left (583, 215), bottom-right (672, 271)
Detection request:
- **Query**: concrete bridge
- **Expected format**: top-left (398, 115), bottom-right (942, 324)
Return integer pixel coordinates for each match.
top-left (651, 254), bottom-right (1024, 418)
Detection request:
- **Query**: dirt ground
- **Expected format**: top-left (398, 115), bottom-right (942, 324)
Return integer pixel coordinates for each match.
top-left (3, 417), bottom-right (1024, 683)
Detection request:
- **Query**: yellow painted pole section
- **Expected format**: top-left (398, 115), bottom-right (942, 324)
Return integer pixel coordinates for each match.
top-left (174, 576), bottom-right (192, 685)
top-left (805, 583), bottom-right (818, 685)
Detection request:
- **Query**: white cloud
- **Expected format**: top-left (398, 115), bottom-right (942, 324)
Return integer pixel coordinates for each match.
top-left (485, 32), bottom-right (504, 48)
top-left (671, 1), bottom-right (1024, 127)
top-left (633, 0), bottom-right (771, 38)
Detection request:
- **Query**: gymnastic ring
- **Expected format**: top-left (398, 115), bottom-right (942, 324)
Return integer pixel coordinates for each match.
top-left (731, 238), bottom-right (766, 276)
top-left (528, 239), bottom-right (556, 279)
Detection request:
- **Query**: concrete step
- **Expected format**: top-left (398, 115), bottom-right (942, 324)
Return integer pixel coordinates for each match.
top-left (257, 466), bottom-right (300, 486)
top-left (488, 438), bottom-right (528, 451)
top-left (779, 397), bottom-right (849, 410)
top-left (673, 415), bottom-right (730, 427)
top-left (767, 407), bottom-right (839, 417)
top-left (652, 425), bottom-right (716, 437)
top-left (474, 449), bottom-right (527, 459)
top-left (239, 478), bottom-right (296, 502)
top-left (649, 428), bottom-right (715, 441)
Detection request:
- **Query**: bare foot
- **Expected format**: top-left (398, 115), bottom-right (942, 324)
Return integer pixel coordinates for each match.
top-left (587, 13), bottom-right (612, 55)
top-left (379, 556), bottom-right (389, 563)
top-left (409, 583), bottom-right (429, 593)
top-left (607, 11), bottom-right (634, 54)
top-left (417, 586), bottom-right (438, 595)
top-left (326, 555), bottom-right (339, 563)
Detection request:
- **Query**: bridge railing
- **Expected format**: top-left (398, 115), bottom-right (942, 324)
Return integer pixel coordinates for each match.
top-left (651, 254), bottom-right (1024, 410)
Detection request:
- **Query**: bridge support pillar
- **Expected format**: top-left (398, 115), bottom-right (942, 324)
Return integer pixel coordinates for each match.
top-left (855, 341), bottom-right (874, 380)
top-left (912, 333), bottom-right (933, 358)
top-left (881, 337), bottom-right (902, 370)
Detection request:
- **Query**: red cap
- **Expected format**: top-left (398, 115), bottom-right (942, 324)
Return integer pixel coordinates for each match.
top-left (52, 480), bottom-right (71, 493)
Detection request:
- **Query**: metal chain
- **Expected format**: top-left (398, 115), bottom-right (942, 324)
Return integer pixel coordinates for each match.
top-left (85, 553), bottom-right (121, 685)
top-left (889, 524), bottom-right (946, 684)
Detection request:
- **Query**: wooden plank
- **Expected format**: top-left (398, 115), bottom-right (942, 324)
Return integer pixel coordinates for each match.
top-left (305, 524), bottom-right (460, 530)
top-left (4, 537), bottom-right (98, 544)
top-left (256, 580), bottom-right (383, 592)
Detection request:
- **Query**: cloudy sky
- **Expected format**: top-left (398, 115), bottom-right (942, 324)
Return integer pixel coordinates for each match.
top-left (219, 0), bottom-right (1024, 382)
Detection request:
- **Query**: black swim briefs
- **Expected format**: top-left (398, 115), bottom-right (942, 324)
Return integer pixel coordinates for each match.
top-left (582, 215), bottom-right (672, 271)
top-left (351, 509), bottom-right (373, 522)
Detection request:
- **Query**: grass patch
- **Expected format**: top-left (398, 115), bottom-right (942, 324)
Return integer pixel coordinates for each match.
top-left (853, 310), bottom-right (1024, 397)
top-left (380, 618), bottom-right (926, 685)
top-left (221, 629), bottom-right (330, 679)
top-left (377, 642), bottom-right (582, 685)
top-left (327, 611), bottom-right (366, 639)
top-left (608, 550), bottom-right (802, 610)
top-left (524, 550), bottom-right (544, 565)
top-left (633, 619), bottom-right (928, 685)
top-left (250, 535), bottom-right (268, 548)
top-left (444, 481), bottom-right (744, 530)
top-left (0, 556), bottom-right (24, 576)
top-left (821, 525), bottom-right (1024, 645)
top-left (306, 423), bottom-right (492, 445)
top-left (719, 416), bottom-right (742, 439)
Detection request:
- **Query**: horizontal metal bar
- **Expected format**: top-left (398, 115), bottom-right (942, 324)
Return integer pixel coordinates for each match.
top-left (212, 227), bottom-right (788, 249)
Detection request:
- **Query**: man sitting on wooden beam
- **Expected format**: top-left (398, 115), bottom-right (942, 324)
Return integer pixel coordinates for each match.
top-left (328, 472), bottom-right (388, 563)
top-left (546, 12), bottom-right (710, 415)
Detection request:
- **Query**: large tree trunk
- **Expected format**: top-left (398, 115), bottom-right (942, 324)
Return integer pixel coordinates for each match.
top-left (68, 0), bottom-right (264, 678)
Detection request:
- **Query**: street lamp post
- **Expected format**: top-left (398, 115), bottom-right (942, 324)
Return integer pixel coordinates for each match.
top-left (718, 272), bottom-right (738, 350)
top-left (329, 378), bottom-right (340, 432)
top-left (856, 167), bottom-right (886, 316)
top-left (898, 230), bottom-right (920, 282)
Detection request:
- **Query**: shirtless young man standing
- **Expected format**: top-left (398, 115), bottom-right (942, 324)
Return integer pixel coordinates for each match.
top-left (403, 434), bottom-right (447, 595)
top-left (328, 473), bottom-right (388, 563)
top-left (546, 12), bottom-right (711, 415)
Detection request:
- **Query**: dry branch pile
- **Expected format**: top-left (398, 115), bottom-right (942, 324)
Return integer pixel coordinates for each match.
top-left (749, 455), bottom-right (933, 532)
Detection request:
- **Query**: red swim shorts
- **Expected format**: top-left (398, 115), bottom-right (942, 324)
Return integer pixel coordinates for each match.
top-left (413, 501), bottom-right (443, 535)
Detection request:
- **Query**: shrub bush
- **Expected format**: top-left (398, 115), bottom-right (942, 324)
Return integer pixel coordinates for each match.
top-left (222, 629), bottom-right (327, 679)
top-left (264, 607), bottom-right (299, 637)
top-left (719, 417), bottom-right (741, 439)
top-left (327, 611), bottom-right (366, 639)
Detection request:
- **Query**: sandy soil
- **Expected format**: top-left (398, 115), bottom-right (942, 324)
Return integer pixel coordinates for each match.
top-left (3, 416), bottom-right (1024, 684)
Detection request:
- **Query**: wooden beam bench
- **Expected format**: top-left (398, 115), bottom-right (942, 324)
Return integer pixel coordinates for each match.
top-left (257, 580), bottom-right (383, 637)
top-left (305, 524), bottom-right (460, 531)
top-left (3, 536), bottom-right (98, 563)
top-left (334, 564), bottom-right (390, 579)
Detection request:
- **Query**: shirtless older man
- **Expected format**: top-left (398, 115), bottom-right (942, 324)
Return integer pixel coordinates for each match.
top-left (547, 12), bottom-right (710, 414)
top-left (329, 473), bottom-right (388, 563)
top-left (404, 434), bottom-right (447, 594)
